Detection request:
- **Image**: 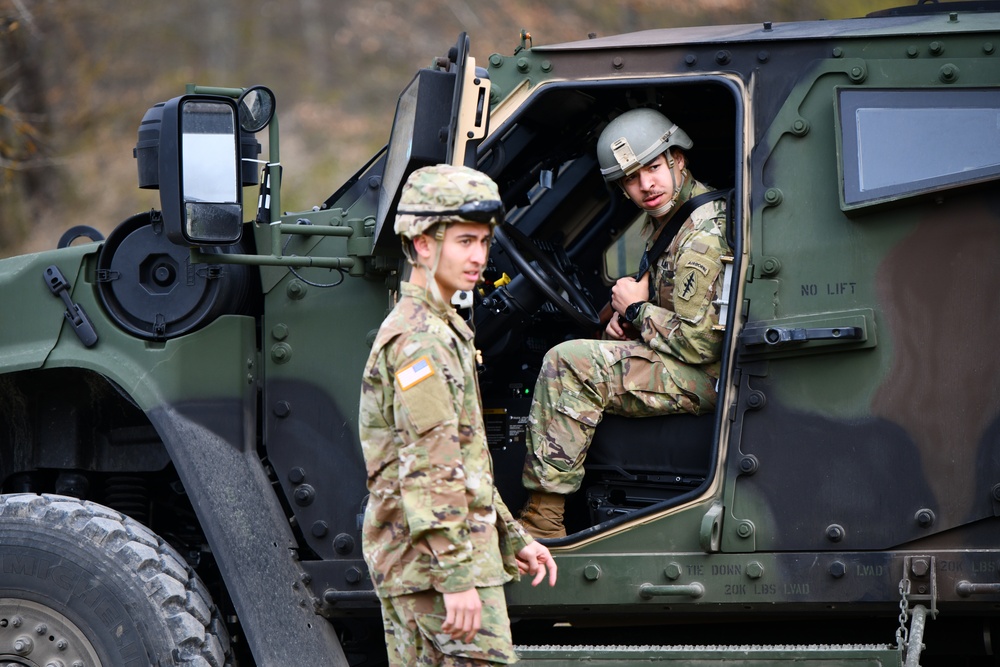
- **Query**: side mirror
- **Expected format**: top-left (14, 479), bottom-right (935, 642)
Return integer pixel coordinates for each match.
top-left (136, 94), bottom-right (243, 245)
top-left (238, 85), bottom-right (276, 133)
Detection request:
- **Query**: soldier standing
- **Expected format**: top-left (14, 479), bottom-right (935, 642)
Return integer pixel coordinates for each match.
top-left (519, 108), bottom-right (730, 538)
top-left (359, 164), bottom-right (557, 666)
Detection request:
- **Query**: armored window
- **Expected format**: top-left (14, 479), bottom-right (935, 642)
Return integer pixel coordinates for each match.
top-left (604, 211), bottom-right (646, 279)
top-left (836, 88), bottom-right (1000, 210)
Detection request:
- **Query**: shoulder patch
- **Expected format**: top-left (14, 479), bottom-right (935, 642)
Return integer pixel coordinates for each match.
top-left (676, 269), bottom-right (700, 301)
top-left (685, 257), bottom-right (711, 276)
top-left (396, 356), bottom-right (435, 390)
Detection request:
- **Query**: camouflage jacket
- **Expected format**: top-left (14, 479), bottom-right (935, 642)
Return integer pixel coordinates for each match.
top-left (636, 174), bottom-right (729, 376)
top-left (359, 282), bottom-right (532, 598)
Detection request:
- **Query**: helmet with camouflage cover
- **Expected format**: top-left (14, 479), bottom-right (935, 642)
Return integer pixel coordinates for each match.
top-left (394, 164), bottom-right (503, 240)
top-left (597, 108), bottom-right (693, 183)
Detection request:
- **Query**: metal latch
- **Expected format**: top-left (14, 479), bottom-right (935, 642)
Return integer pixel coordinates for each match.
top-left (896, 555), bottom-right (936, 667)
top-left (711, 255), bottom-right (734, 332)
top-left (44, 265), bottom-right (98, 348)
top-left (741, 325), bottom-right (862, 348)
top-left (737, 309), bottom-right (875, 361)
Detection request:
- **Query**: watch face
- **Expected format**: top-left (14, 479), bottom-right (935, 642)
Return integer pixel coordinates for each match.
top-left (626, 302), bottom-right (643, 322)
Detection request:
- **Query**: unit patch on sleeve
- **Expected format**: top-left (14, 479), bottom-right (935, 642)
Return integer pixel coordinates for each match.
top-left (685, 258), bottom-right (711, 276)
top-left (677, 269), bottom-right (700, 301)
top-left (396, 356), bottom-right (435, 390)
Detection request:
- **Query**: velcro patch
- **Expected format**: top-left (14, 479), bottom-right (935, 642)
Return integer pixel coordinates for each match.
top-left (677, 269), bottom-right (700, 301)
top-left (690, 240), bottom-right (709, 254)
top-left (396, 356), bottom-right (434, 390)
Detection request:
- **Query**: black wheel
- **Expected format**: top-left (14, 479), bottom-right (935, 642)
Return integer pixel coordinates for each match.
top-left (493, 223), bottom-right (600, 328)
top-left (0, 493), bottom-right (230, 666)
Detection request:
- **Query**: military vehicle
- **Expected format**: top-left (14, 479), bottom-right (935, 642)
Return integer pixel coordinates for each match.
top-left (2, 1), bottom-right (1000, 664)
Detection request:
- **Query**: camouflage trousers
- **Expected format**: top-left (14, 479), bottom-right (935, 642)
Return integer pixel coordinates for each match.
top-left (379, 585), bottom-right (518, 665)
top-left (522, 337), bottom-right (717, 495)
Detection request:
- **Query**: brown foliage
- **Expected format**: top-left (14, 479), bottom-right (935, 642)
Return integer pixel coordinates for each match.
top-left (0, 0), bottom-right (900, 257)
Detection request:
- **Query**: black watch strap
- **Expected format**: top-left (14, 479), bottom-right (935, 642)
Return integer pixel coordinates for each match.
top-left (625, 301), bottom-right (646, 324)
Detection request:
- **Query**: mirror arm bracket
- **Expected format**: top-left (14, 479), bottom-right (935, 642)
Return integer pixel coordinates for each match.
top-left (192, 222), bottom-right (357, 270)
top-left (190, 249), bottom-right (356, 271)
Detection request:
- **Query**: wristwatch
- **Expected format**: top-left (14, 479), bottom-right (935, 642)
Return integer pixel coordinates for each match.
top-left (624, 301), bottom-right (646, 325)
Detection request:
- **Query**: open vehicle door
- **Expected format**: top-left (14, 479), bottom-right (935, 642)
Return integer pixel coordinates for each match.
top-left (371, 33), bottom-right (491, 253)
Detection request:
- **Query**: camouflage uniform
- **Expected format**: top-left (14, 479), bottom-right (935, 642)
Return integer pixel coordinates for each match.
top-left (522, 174), bottom-right (728, 495)
top-left (380, 585), bottom-right (514, 665)
top-left (360, 170), bottom-right (533, 663)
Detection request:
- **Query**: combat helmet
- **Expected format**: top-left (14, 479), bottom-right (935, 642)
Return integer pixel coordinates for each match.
top-left (597, 108), bottom-right (693, 183)
top-left (393, 165), bottom-right (503, 308)
top-left (395, 164), bottom-right (503, 242)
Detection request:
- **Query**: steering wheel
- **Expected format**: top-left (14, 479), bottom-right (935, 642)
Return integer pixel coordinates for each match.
top-left (492, 222), bottom-right (600, 328)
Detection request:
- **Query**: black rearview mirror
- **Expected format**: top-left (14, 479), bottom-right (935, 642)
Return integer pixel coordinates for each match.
top-left (180, 100), bottom-right (242, 243)
top-left (141, 94), bottom-right (243, 246)
top-left (238, 85), bottom-right (276, 133)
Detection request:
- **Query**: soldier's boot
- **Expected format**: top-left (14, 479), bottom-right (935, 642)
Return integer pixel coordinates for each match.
top-left (519, 491), bottom-right (567, 539)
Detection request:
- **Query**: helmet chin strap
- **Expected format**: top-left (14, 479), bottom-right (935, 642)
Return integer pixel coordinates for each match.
top-left (647, 158), bottom-right (686, 219)
top-left (422, 229), bottom-right (451, 310)
top-left (408, 223), bottom-right (452, 311)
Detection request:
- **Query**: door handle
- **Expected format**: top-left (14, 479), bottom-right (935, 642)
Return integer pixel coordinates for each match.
top-left (741, 325), bottom-right (863, 348)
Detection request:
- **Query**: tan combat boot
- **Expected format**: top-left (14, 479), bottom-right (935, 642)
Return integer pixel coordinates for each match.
top-left (519, 491), bottom-right (567, 539)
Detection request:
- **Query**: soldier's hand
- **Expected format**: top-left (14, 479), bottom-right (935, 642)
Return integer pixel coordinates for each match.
top-left (516, 541), bottom-right (558, 587)
top-left (605, 314), bottom-right (627, 340)
top-left (442, 588), bottom-right (482, 642)
top-left (610, 274), bottom-right (650, 315)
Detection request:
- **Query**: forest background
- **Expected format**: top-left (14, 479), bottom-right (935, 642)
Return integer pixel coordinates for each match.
top-left (1, 0), bottom-right (902, 257)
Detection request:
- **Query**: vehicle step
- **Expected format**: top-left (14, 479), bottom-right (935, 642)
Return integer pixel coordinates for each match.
top-left (515, 643), bottom-right (901, 665)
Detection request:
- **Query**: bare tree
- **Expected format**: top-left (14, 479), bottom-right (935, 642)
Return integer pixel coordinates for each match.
top-left (0, 0), bottom-right (60, 250)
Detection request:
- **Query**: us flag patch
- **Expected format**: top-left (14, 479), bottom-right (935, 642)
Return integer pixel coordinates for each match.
top-left (396, 356), bottom-right (435, 390)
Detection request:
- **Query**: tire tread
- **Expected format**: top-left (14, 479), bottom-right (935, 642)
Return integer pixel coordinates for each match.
top-left (0, 493), bottom-right (229, 666)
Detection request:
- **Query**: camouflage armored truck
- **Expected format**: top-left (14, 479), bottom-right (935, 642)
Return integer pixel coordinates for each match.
top-left (2, 1), bottom-right (1000, 665)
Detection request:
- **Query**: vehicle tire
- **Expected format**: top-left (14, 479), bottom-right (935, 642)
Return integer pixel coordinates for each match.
top-left (0, 493), bottom-right (231, 666)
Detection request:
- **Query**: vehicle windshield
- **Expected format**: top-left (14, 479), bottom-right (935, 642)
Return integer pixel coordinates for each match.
top-left (372, 69), bottom-right (456, 252)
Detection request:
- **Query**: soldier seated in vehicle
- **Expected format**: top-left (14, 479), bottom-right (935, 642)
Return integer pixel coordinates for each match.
top-left (519, 108), bottom-right (730, 539)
